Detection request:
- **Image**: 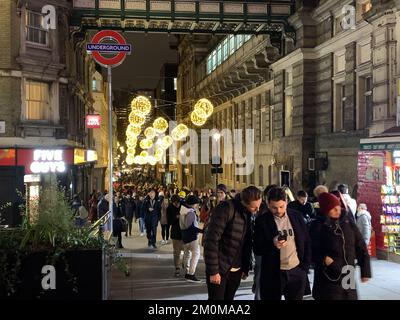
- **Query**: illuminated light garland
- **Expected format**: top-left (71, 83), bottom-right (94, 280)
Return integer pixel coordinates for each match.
top-left (171, 124), bottom-right (189, 141)
top-left (134, 155), bottom-right (147, 165)
top-left (194, 98), bottom-right (214, 118)
top-left (126, 124), bottom-right (141, 137)
top-left (147, 156), bottom-right (157, 166)
top-left (153, 117), bottom-right (169, 134)
top-left (190, 109), bottom-right (207, 126)
top-left (139, 138), bottom-right (153, 150)
top-left (154, 153), bottom-right (163, 162)
top-left (161, 135), bottom-right (174, 149)
top-left (130, 95), bottom-right (152, 116)
top-left (144, 127), bottom-right (156, 140)
top-left (126, 154), bottom-right (135, 165)
top-left (127, 147), bottom-right (136, 155)
top-left (140, 150), bottom-right (149, 158)
top-left (128, 112), bottom-right (146, 127)
top-left (126, 136), bottom-right (137, 147)
top-left (154, 147), bottom-right (164, 158)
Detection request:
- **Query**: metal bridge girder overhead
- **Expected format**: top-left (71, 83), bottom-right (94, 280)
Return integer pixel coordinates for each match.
top-left (71, 0), bottom-right (296, 39)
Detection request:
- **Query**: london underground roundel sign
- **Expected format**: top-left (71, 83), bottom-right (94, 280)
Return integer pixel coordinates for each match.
top-left (87, 30), bottom-right (131, 67)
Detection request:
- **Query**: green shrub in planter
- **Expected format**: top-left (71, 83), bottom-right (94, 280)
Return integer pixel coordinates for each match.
top-left (0, 181), bottom-right (129, 299)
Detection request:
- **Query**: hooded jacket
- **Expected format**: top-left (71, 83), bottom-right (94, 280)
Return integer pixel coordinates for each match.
top-left (356, 210), bottom-right (372, 244)
top-left (179, 205), bottom-right (201, 244)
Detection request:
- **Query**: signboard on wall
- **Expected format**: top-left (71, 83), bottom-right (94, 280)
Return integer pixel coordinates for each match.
top-left (361, 142), bottom-right (400, 151)
top-left (86, 114), bottom-right (102, 129)
top-left (17, 149), bottom-right (74, 174)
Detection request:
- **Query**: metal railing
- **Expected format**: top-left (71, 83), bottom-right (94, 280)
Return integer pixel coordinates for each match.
top-left (89, 210), bottom-right (113, 240)
top-left (88, 210), bottom-right (113, 300)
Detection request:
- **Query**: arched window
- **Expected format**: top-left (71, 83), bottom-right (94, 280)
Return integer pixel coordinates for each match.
top-left (259, 165), bottom-right (264, 187)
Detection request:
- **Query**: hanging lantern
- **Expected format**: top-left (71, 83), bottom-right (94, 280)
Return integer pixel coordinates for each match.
top-left (161, 135), bottom-right (174, 149)
top-left (126, 136), bottom-right (137, 147)
top-left (171, 123), bottom-right (189, 141)
top-left (140, 150), bottom-right (149, 158)
top-left (154, 147), bottom-right (164, 158)
top-left (128, 112), bottom-right (146, 127)
top-left (194, 98), bottom-right (214, 118)
top-left (139, 138), bottom-right (153, 150)
top-left (191, 109), bottom-right (207, 126)
top-left (144, 127), bottom-right (156, 140)
top-left (127, 147), bottom-right (136, 155)
top-left (130, 95), bottom-right (152, 116)
top-left (153, 117), bottom-right (169, 134)
top-left (126, 154), bottom-right (135, 165)
top-left (154, 147), bottom-right (164, 162)
top-left (126, 124), bottom-right (141, 137)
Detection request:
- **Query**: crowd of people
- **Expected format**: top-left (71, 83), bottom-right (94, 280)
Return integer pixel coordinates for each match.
top-left (71, 181), bottom-right (373, 301)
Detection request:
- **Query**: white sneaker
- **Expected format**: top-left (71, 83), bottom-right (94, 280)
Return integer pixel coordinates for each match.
top-left (140, 233), bottom-right (144, 236)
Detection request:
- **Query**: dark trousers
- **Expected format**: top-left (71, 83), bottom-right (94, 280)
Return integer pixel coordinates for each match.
top-left (206, 270), bottom-right (242, 300)
top-left (126, 217), bottom-right (133, 236)
top-left (116, 232), bottom-right (123, 248)
top-left (145, 222), bottom-right (157, 246)
top-left (161, 224), bottom-right (170, 241)
top-left (280, 266), bottom-right (307, 300)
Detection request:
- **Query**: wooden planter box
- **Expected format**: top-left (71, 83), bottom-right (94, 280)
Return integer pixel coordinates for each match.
top-left (2, 249), bottom-right (103, 300)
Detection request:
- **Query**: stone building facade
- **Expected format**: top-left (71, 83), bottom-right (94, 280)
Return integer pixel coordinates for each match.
top-left (176, 0), bottom-right (400, 195)
top-left (0, 0), bottom-right (114, 219)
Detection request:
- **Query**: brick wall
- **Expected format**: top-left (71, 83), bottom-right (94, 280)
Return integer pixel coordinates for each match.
top-left (0, 0), bottom-right (12, 69)
top-left (357, 150), bottom-right (386, 250)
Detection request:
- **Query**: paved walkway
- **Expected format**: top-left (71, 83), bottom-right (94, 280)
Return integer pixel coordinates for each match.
top-left (108, 222), bottom-right (400, 300)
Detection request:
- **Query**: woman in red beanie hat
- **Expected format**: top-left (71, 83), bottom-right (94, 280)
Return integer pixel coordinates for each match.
top-left (309, 192), bottom-right (371, 300)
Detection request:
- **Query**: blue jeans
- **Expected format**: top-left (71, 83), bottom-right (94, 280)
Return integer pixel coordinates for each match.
top-left (139, 217), bottom-right (146, 233)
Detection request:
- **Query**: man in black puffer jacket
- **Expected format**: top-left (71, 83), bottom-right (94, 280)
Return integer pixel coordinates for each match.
top-left (204, 186), bottom-right (262, 300)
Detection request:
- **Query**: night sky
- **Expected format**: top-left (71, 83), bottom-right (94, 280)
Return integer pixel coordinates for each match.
top-left (111, 33), bottom-right (178, 90)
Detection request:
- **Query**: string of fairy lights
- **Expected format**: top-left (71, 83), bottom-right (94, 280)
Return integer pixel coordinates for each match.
top-left (124, 96), bottom-right (214, 166)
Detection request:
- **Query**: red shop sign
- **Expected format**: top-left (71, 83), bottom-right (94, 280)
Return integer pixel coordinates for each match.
top-left (86, 114), bottom-right (102, 129)
top-left (17, 149), bottom-right (74, 174)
